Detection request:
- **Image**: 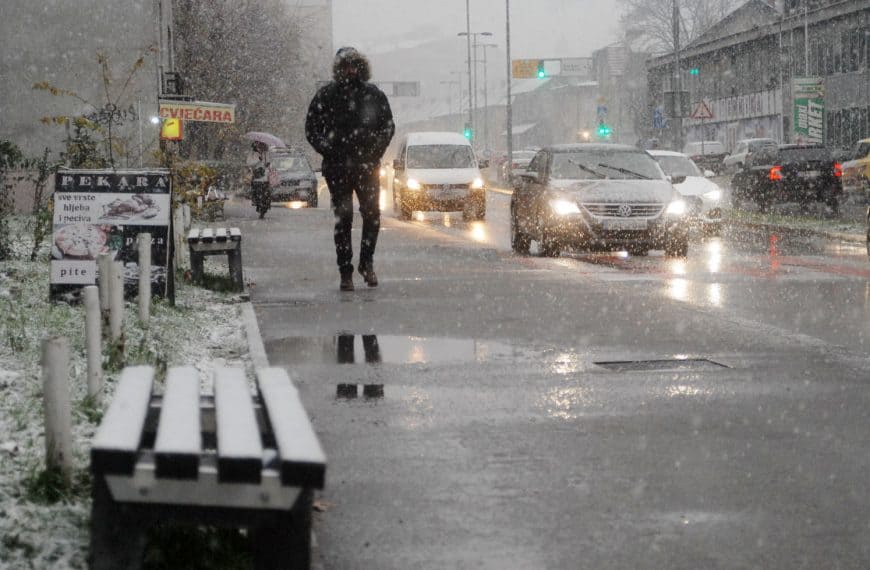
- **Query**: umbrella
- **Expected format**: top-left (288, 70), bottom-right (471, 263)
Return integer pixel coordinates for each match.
top-left (244, 131), bottom-right (287, 148)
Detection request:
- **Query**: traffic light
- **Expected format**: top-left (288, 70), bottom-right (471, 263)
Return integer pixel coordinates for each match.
top-left (596, 121), bottom-right (612, 138)
top-left (537, 61), bottom-right (547, 79)
top-left (689, 67), bottom-right (700, 76)
top-left (463, 123), bottom-right (473, 140)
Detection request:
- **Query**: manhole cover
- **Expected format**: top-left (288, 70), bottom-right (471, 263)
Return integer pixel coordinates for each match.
top-left (594, 358), bottom-right (729, 372)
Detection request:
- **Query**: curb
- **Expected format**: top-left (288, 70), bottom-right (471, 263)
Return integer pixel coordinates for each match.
top-left (239, 301), bottom-right (326, 570)
top-left (728, 219), bottom-right (866, 244)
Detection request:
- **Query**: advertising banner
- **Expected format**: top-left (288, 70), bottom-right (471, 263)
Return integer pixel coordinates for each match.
top-left (793, 77), bottom-right (825, 144)
top-left (158, 100), bottom-right (236, 124)
top-left (50, 169), bottom-right (172, 301)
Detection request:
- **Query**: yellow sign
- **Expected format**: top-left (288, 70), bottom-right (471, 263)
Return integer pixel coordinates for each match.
top-left (160, 118), bottom-right (183, 141)
top-left (158, 100), bottom-right (236, 124)
top-left (512, 59), bottom-right (540, 79)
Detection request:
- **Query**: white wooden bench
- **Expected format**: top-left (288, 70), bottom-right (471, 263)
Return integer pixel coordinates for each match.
top-left (89, 366), bottom-right (326, 570)
top-left (187, 227), bottom-right (244, 292)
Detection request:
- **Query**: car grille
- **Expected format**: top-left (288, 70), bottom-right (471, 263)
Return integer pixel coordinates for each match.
top-left (423, 183), bottom-right (469, 191)
top-left (582, 203), bottom-right (664, 218)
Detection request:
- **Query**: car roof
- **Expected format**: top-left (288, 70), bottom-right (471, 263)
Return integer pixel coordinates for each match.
top-left (778, 144), bottom-right (826, 150)
top-left (405, 132), bottom-right (471, 146)
top-left (647, 150), bottom-right (688, 157)
top-left (740, 138), bottom-right (777, 143)
top-left (545, 143), bottom-right (641, 153)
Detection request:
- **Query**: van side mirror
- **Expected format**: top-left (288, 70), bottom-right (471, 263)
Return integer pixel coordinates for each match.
top-left (704, 170), bottom-right (715, 178)
top-left (479, 159), bottom-right (490, 169)
top-left (670, 175), bottom-right (687, 185)
top-left (393, 159), bottom-right (403, 170)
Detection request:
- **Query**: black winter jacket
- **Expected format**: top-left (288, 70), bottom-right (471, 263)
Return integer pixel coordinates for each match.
top-left (305, 80), bottom-right (395, 173)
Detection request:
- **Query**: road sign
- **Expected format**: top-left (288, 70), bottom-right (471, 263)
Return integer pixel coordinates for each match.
top-left (596, 104), bottom-right (608, 119)
top-left (653, 107), bottom-right (666, 130)
top-left (691, 100), bottom-right (714, 120)
top-left (160, 118), bottom-right (183, 141)
top-left (560, 57), bottom-right (592, 78)
top-left (512, 59), bottom-right (540, 79)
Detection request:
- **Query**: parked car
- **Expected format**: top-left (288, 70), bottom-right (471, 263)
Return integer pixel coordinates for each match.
top-left (392, 131), bottom-right (486, 221)
top-left (500, 150), bottom-right (538, 183)
top-left (722, 138), bottom-right (778, 173)
top-left (510, 144), bottom-right (690, 257)
top-left (841, 138), bottom-right (870, 201)
top-left (649, 150), bottom-right (723, 234)
top-left (731, 144), bottom-right (843, 213)
top-left (684, 141), bottom-right (727, 174)
top-left (267, 149), bottom-right (318, 207)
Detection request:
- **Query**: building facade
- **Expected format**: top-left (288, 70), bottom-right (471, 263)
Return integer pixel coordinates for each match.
top-left (647, 0), bottom-right (870, 153)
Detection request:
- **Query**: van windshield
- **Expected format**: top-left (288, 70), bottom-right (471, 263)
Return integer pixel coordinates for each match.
top-left (407, 145), bottom-right (476, 169)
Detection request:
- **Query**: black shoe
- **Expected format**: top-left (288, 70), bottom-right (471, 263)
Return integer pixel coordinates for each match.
top-left (340, 274), bottom-right (354, 291)
top-left (358, 265), bottom-right (378, 287)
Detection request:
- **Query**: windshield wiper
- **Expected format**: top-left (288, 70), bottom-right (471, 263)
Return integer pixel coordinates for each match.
top-left (567, 159), bottom-right (606, 179)
top-left (596, 163), bottom-right (651, 180)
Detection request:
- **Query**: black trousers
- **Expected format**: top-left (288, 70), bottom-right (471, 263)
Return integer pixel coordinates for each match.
top-left (324, 166), bottom-right (380, 276)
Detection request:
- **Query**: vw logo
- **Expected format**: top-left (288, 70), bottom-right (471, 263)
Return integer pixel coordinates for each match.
top-left (617, 204), bottom-right (633, 217)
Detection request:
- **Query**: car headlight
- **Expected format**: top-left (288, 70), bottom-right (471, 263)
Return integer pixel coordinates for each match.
top-left (379, 167), bottom-right (387, 177)
top-left (666, 199), bottom-right (687, 216)
top-left (471, 177), bottom-right (485, 189)
top-left (703, 189), bottom-right (723, 202)
top-left (549, 199), bottom-right (580, 216)
top-left (407, 178), bottom-right (422, 191)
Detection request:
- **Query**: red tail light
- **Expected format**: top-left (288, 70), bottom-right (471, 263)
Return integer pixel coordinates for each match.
top-left (769, 166), bottom-right (783, 181)
top-left (512, 162), bottom-right (519, 168)
top-left (834, 162), bottom-right (843, 177)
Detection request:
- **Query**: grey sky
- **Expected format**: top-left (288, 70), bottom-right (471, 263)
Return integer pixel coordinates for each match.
top-left (332, 0), bottom-right (620, 58)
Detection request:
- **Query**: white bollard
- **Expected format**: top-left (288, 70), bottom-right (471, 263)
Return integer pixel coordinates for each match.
top-left (109, 260), bottom-right (124, 342)
top-left (41, 337), bottom-right (73, 478)
top-left (138, 233), bottom-right (151, 327)
top-left (83, 286), bottom-right (102, 400)
top-left (97, 254), bottom-right (112, 316)
top-left (173, 206), bottom-right (187, 270)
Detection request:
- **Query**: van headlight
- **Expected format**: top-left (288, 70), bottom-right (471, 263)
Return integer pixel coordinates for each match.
top-left (666, 199), bottom-right (687, 216)
top-left (471, 177), bottom-right (485, 189)
top-left (703, 189), bottom-right (723, 202)
top-left (549, 199), bottom-right (580, 216)
top-left (407, 178), bottom-right (422, 191)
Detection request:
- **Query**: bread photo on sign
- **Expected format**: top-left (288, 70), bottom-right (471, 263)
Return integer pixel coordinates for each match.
top-left (99, 194), bottom-right (159, 221)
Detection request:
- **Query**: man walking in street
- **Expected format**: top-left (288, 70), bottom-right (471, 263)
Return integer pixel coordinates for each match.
top-left (306, 47), bottom-right (395, 291)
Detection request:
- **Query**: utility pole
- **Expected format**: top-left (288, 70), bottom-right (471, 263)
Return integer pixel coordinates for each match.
top-left (479, 43), bottom-right (498, 151)
top-left (505, 0), bottom-right (513, 165)
top-left (440, 80), bottom-right (461, 129)
top-left (458, 30), bottom-right (493, 144)
top-left (465, 1), bottom-right (473, 133)
top-left (673, 0), bottom-right (684, 152)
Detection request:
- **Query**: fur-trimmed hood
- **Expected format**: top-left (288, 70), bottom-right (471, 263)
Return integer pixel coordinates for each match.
top-left (332, 47), bottom-right (371, 83)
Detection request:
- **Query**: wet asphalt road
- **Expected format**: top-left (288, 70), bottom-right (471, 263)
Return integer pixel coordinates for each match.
top-left (227, 183), bottom-right (870, 569)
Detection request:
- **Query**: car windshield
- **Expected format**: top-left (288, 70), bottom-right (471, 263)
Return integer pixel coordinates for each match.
top-left (550, 150), bottom-right (664, 180)
top-left (272, 156), bottom-right (309, 171)
top-left (685, 142), bottom-right (724, 155)
top-left (407, 145), bottom-right (476, 169)
top-left (779, 147), bottom-right (833, 163)
top-left (853, 141), bottom-right (870, 159)
top-left (654, 155), bottom-right (703, 178)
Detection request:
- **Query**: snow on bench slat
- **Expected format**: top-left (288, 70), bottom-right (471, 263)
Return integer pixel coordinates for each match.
top-left (215, 227), bottom-right (228, 242)
top-left (91, 366), bottom-right (154, 475)
top-left (187, 228), bottom-right (201, 242)
top-left (201, 228), bottom-right (214, 242)
top-left (256, 368), bottom-right (327, 488)
top-left (229, 227), bottom-right (242, 241)
top-left (154, 367), bottom-right (201, 479)
top-left (214, 367), bottom-right (263, 483)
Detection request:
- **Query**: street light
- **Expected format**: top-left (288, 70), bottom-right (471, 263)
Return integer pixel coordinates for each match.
top-left (440, 80), bottom-right (462, 130)
top-left (477, 42), bottom-right (498, 151)
top-left (458, 30), bottom-right (493, 139)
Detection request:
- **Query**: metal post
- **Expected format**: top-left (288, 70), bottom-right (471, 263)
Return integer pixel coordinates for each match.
top-left (41, 337), bottom-right (72, 479)
top-left (465, 0), bottom-right (474, 132)
top-left (804, 0), bottom-right (809, 76)
top-left (673, 0), bottom-right (684, 152)
top-left (480, 44), bottom-right (497, 151)
top-left (473, 41), bottom-right (479, 131)
top-left (506, 0), bottom-right (513, 169)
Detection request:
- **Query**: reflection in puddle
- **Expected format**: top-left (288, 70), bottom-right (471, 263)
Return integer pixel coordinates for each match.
top-left (707, 283), bottom-right (723, 307)
top-left (706, 240), bottom-right (722, 273)
top-left (668, 278), bottom-right (689, 302)
top-left (539, 386), bottom-right (594, 420)
top-left (469, 221), bottom-right (487, 243)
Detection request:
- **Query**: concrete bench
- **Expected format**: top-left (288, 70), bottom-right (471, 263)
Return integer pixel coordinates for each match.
top-left (89, 366), bottom-right (326, 569)
top-left (188, 227), bottom-right (244, 292)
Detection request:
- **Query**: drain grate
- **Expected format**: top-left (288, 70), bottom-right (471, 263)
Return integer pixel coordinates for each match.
top-left (594, 358), bottom-right (729, 372)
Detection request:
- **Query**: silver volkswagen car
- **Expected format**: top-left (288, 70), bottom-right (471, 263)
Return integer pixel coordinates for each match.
top-left (510, 144), bottom-right (690, 257)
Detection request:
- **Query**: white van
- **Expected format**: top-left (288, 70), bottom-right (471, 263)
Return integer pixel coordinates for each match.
top-left (392, 132), bottom-right (486, 221)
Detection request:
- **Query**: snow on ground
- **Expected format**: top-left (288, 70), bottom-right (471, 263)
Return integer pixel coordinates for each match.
top-left (0, 220), bottom-right (252, 569)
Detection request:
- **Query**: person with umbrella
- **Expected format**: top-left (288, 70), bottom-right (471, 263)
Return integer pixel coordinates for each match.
top-left (246, 140), bottom-right (271, 219)
top-left (305, 47), bottom-right (395, 291)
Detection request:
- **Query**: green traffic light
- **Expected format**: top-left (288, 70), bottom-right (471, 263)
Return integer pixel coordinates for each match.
top-left (689, 68), bottom-right (700, 76)
top-left (537, 69), bottom-right (546, 78)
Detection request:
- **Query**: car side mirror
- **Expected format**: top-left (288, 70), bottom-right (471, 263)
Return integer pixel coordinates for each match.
top-left (393, 159), bottom-right (403, 170)
top-left (704, 170), bottom-right (715, 178)
top-left (670, 175), bottom-right (687, 185)
top-left (479, 159), bottom-right (490, 168)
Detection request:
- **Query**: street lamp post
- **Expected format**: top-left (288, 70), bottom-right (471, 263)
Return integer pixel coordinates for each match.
top-left (478, 43), bottom-right (498, 151)
top-left (506, 0), bottom-right (512, 169)
top-left (458, 30), bottom-right (493, 141)
top-left (440, 80), bottom-right (461, 129)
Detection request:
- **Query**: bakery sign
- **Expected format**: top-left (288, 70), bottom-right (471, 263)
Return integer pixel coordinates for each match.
top-left (158, 100), bottom-right (236, 124)
top-left (50, 169), bottom-right (172, 300)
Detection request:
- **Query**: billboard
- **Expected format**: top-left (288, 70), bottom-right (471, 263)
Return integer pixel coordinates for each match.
top-left (793, 77), bottom-right (825, 144)
top-left (50, 170), bottom-right (172, 301)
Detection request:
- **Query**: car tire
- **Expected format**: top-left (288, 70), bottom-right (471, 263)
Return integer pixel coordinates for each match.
top-left (510, 208), bottom-right (531, 255)
top-left (398, 195), bottom-right (412, 220)
top-left (308, 195), bottom-right (318, 208)
top-left (665, 235), bottom-right (689, 257)
top-left (539, 227), bottom-right (561, 257)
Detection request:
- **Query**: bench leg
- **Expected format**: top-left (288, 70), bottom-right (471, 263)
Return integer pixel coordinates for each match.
top-left (228, 248), bottom-right (244, 292)
top-left (89, 476), bottom-right (147, 570)
top-left (189, 249), bottom-right (205, 285)
top-left (251, 489), bottom-right (313, 570)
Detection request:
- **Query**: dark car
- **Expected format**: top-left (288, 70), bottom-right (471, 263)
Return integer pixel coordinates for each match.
top-left (510, 144), bottom-right (691, 257)
top-left (268, 150), bottom-right (318, 207)
top-left (731, 144), bottom-right (843, 213)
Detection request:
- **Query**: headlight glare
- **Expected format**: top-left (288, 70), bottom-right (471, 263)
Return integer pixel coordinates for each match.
top-left (549, 199), bottom-right (581, 216)
top-left (703, 189), bottom-right (723, 202)
top-left (666, 199), bottom-right (687, 216)
top-left (407, 178), bottom-right (422, 190)
top-left (471, 177), bottom-right (485, 189)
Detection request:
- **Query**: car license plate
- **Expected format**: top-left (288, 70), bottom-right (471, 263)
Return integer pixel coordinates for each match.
top-left (602, 218), bottom-right (648, 231)
top-left (798, 171), bottom-right (820, 179)
top-left (432, 187), bottom-right (466, 200)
